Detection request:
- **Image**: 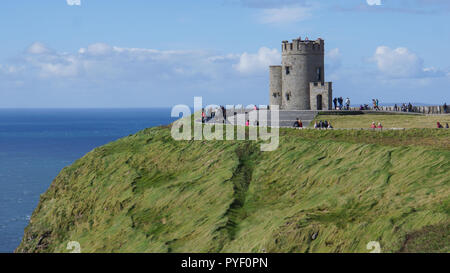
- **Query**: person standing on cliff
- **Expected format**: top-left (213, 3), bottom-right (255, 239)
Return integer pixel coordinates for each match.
top-left (221, 106), bottom-right (227, 121)
top-left (333, 97), bottom-right (337, 110)
top-left (338, 97), bottom-right (343, 109)
top-left (345, 98), bottom-right (350, 110)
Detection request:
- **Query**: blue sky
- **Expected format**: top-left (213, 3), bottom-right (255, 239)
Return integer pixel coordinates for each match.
top-left (0, 0), bottom-right (449, 108)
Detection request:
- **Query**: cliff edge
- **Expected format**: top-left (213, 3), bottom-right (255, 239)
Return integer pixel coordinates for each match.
top-left (16, 125), bottom-right (450, 253)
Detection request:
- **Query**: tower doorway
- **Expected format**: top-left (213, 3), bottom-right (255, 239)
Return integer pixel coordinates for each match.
top-left (316, 95), bottom-right (323, 110)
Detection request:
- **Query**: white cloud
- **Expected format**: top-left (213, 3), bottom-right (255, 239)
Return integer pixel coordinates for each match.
top-left (27, 42), bottom-right (50, 55)
top-left (373, 46), bottom-right (423, 78)
top-left (38, 58), bottom-right (79, 78)
top-left (325, 48), bottom-right (342, 81)
top-left (326, 48), bottom-right (342, 71)
top-left (342, 0), bottom-right (450, 14)
top-left (0, 64), bottom-right (22, 74)
top-left (372, 46), bottom-right (445, 78)
top-left (258, 6), bottom-right (312, 24)
top-left (80, 43), bottom-right (112, 55)
top-left (3, 42), bottom-right (244, 82)
top-left (233, 47), bottom-right (281, 74)
top-left (366, 0), bottom-right (382, 6)
top-left (66, 0), bottom-right (81, 6)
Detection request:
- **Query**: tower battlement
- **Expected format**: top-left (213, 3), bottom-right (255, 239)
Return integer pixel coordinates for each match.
top-left (310, 82), bottom-right (331, 89)
top-left (282, 38), bottom-right (324, 55)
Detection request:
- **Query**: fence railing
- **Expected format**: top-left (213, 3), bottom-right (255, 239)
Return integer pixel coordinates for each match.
top-left (348, 105), bottom-right (448, 114)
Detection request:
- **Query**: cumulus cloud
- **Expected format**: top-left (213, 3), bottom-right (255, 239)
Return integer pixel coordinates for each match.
top-left (1, 42), bottom-right (285, 93)
top-left (1, 42), bottom-right (247, 84)
top-left (366, 0), bottom-right (382, 6)
top-left (27, 42), bottom-right (51, 55)
top-left (1, 42), bottom-right (280, 107)
top-left (66, 0), bottom-right (81, 6)
top-left (338, 0), bottom-right (450, 14)
top-left (233, 47), bottom-right (281, 74)
top-left (79, 43), bottom-right (112, 55)
top-left (258, 5), bottom-right (312, 24)
top-left (229, 0), bottom-right (316, 24)
top-left (326, 48), bottom-right (342, 72)
top-left (372, 46), bottom-right (445, 78)
top-left (237, 0), bottom-right (309, 9)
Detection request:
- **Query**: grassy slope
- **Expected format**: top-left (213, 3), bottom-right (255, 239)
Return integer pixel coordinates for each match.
top-left (16, 123), bottom-right (450, 253)
top-left (314, 113), bottom-right (450, 129)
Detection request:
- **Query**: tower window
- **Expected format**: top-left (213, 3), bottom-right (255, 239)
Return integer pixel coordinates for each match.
top-left (285, 66), bottom-right (290, 75)
top-left (286, 93), bottom-right (290, 101)
top-left (316, 67), bottom-right (322, 81)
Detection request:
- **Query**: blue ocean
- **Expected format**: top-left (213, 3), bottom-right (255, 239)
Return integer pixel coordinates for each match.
top-left (0, 108), bottom-right (177, 253)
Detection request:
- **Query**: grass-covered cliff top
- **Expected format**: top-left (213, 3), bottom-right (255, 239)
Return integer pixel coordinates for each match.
top-left (313, 113), bottom-right (450, 129)
top-left (16, 114), bottom-right (450, 253)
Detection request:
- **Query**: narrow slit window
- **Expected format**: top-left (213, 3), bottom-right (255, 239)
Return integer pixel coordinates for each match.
top-left (285, 66), bottom-right (290, 75)
top-left (316, 67), bottom-right (322, 81)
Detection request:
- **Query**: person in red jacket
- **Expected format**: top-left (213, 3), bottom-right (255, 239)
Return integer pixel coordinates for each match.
top-left (377, 122), bottom-right (383, 129)
top-left (201, 110), bottom-right (206, 123)
top-left (293, 118), bottom-right (303, 128)
top-left (370, 122), bottom-right (376, 129)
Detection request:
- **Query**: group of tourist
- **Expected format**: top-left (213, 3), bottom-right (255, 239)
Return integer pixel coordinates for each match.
top-left (436, 122), bottom-right (449, 129)
top-left (245, 119), bottom-right (260, 127)
top-left (333, 97), bottom-right (351, 110)
top-left (372, 99), bottom-right (380, 110)
top-left (370, 122), bottom-right (383, 129)
top-left (292, 118), bottom-right (333, 129)
top-left (313, 120), bottom-right (333, 129)
top-left (359, 104), bottom-right (370, 110)
top-left (293, 118), bottom-right (303, 128)
top-left (201, 106), bottom-right (228, 124)
top-left (393, 103), bottom-right (414, 112)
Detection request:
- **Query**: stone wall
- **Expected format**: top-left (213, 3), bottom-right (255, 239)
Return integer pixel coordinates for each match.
top-left (269, 66), bottom-right (282, 107)
top-left (310, 82), bottom-right (332, 110)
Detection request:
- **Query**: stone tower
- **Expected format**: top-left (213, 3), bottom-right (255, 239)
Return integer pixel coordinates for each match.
top-left (269, 37), bottom-right (332, 110)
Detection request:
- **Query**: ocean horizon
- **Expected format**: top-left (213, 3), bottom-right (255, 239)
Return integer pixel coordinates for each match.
top-left (0, 108), bottom-right (177, 253)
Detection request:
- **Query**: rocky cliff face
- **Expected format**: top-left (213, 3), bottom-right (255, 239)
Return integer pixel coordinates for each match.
top-left (16, 126), bottom-right (450, 253)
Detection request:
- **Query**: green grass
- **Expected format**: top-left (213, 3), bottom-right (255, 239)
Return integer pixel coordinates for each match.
top-left (16, 123), bottom-right (450, 253)
top-left (313, 113), bottom-right (450, 129)
top-left (280, 128), bottom-right (450, 150)
top-left (398, 223), bottom-right (449, 253)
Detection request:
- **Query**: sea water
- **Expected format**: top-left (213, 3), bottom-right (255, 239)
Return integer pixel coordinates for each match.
top-left (0, 108), bottom-right (176, 252)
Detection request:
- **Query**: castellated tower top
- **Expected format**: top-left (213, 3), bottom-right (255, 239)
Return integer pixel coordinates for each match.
top-left (281, 37), bottom-right (324, 55)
